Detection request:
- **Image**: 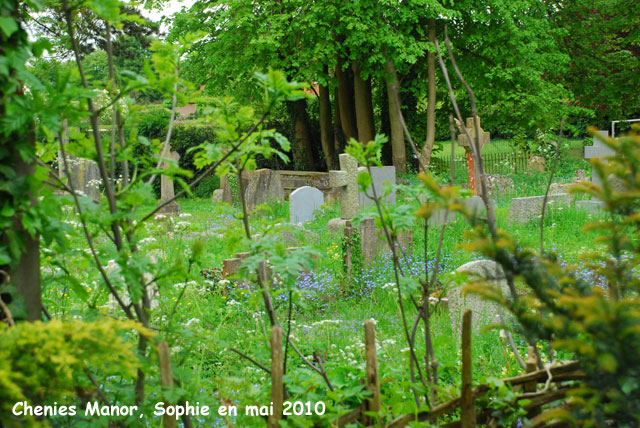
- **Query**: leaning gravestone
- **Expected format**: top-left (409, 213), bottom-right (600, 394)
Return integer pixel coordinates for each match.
top-left (358, 166), bottom-right (396, 208)
top-left (447, 260), bottom-right (511, 334)
top-left (244, 169), bottom-right (284, 211)
top-left (576, 130), bottom-right (613, 212)
top-left (159, 151), bottom-right (180, 214)
top-left (429, 195), bottom-right (491, 226)
top-left (290, 186), bottom-right (324, 225)
top-left (508, 194), bottom-right (572, 223)
top-left (58, 152), bottom-right (101, 201)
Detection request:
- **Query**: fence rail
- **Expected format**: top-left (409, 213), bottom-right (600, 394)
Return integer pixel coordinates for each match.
top-left (265, 311), bottom-right (582, 427)
top-left (433, 152), bottom-right (530, 175)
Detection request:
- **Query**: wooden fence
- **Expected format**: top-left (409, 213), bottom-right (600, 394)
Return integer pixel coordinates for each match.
top-left (267, 310), bottom-right (583, 427)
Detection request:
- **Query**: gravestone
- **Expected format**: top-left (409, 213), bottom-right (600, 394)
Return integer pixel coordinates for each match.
top-left (485, 174), bottom-right (514, 198)
top-left (358, 166), bottom-right (396, 208)
top-left (290, 186), bottom-right (324, 225)
top-left (576, 131), bottom-right (613, 211)
top-left (447, 260), bottom-right (511, 334)
top-left (528, 155), bottom-right (546, 172)
top-left (211, 188), bottom-right (224, 203)
top-left (549, 183), bottom-right (572, 196)
top-left (244, 169), bottom-right (284, 211)
top-left (573, 170), bottom-right (587, 182)
top-left (329, 154), bottom-right (360, 222)
top-left (159, 151), bottom-right (180, 214)
top-left (508, 194), bottom-right (571, 223)
top-left (58, 153), bottom-right (101, 201)
top-left (429, 196), bottom-right (491, 227)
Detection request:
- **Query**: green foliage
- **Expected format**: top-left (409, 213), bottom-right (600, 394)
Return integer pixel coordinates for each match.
top-left (0, 319), bottom-right (151, 426)
top-left (454, 128), bottom-right (640, 426)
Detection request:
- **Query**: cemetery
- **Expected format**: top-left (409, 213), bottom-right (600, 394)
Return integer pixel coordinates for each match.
top-left (2, 1), bottom-right (640, 428)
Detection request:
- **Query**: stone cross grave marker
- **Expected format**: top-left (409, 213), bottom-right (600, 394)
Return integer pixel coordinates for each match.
top-left (289, 186), bottom-right (324, 224)
top-left (329, 153), bottom-right (359, 220)
top-left (160, 150), bottom-right (180, 214)
top-left (358, 166), bottom-right (396, 208)
top-left (455, 116), bottom-right (490, 195)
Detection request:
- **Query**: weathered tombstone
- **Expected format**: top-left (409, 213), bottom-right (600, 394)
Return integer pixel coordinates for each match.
top-left (573, 169), bottom-right (587, 182)
top-left (576, 130), bottom-right (613, 212)
top-left (455, 116), bottom-right (490, 195)
top-left (447, 260), bottom-right (511, 334)
top-left (244, 169), bottom-right (284, 211)
top-left (528, 155), bottom-right (546, 172)
top-left (549, 183), bottom-right (575, 199)
top-left (289, 186), bottom-right (324, 225)
top-left (159, 151), bottom-right (180, 214)
top-left (485, 174), bottom-right (514, 198)
top-left (507, 194), bottom-right (572, 223)
top-left (58, 152), bottom-right (101, 201)
top-left (211, 189), bottom-right (224, 203)
top-left (358, 166), bottom-right (396, 208)
top-left (429, 196), bottom-right (491, 227)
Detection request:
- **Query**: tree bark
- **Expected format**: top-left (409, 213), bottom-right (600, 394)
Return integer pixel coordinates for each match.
top-left (291, 99), bottom-right (317, 170)
top-left (319, 69), bottom-right (335, 170)
top-left (352, 61), bottom-right (375, 144)
top-left (12, 127), bottom-right (41, 322)
top-left (335, 57), bottom-right (358, 142)
top-left (333, 86), bottom-right (344, 157)
top-left (384, 60), bottom-right (407, 174)
top-left (421, 18), bottom-right (437, 167)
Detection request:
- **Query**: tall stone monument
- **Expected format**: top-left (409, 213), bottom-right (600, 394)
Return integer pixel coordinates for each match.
top-left (159, 151), bottom-right (180, 214)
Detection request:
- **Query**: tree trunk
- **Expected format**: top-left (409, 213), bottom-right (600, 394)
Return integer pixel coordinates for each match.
top-left (421, 18), bottom-right (437, 167)
top-left (384, 60), bottom-right (407, 174)
top-left (335, 57), bottom-right (358, 142)
top-left (333, 86), bottom-right (345, 160)
top-left (291, 99), bottom-right (317, 170)
top-left (352, 61), bottom-right (375, 144)
top-left (12, 127), bottom-right (41, 322)
top-left (319, 69), bottom-right (335, 170)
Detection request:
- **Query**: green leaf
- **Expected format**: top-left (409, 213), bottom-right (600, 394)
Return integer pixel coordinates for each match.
top-left (0, 17), bottom-right (19, 38)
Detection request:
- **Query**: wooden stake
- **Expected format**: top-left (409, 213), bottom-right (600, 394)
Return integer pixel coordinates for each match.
top-left (158, 341), bottom-right (177, 428)
top-left (268, 326), bottom-right (284, 428)
top-left (363, 319), bottom-right (381, 425)
top-left (461, 310), bottom-right (476, 427)
top-left (525, 346), bottom-right (540, 418)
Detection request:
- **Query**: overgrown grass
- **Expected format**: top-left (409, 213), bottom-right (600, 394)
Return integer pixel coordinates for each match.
top-left (41, 159), bottom-right (607, 425)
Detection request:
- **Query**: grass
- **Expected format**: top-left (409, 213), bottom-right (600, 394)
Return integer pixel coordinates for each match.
top-left (39, 158), bottom-right (607, 426)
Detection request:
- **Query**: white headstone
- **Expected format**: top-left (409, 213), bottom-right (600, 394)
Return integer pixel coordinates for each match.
top-left (289, 186), bottom-right (324, 225)
top-left (584, 130), bottom-right (614, 190)
top-left (576, 130), bottom-right (613, 211)
top-left (358, 165), bottom-right (396, 208)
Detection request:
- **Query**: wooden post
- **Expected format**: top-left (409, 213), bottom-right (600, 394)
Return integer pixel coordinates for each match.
top-left (268, 326), bottom-right (284, 428)
top-left (525, 346), bottom-right (540, 418)
top-left (158, 341), bottom-right (177, 428)
top-left (363, 319), bottom-right (381, 425)
top-left (461, 310), bottom-right (476, 427)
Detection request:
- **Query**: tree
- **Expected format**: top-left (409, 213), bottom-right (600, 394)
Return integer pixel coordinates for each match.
top-left (551, 0), bottom-right (640, 130)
